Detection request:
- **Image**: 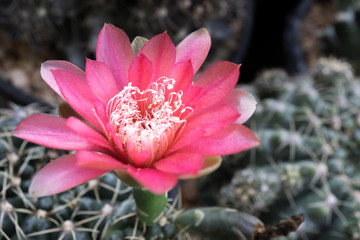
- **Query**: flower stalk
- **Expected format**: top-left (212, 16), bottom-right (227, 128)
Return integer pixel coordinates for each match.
top-left (133, 188), bottom-right (168, 225)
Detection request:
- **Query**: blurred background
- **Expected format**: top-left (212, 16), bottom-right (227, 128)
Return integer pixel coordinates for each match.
top-left (0, 0), bottom-right (348, 107)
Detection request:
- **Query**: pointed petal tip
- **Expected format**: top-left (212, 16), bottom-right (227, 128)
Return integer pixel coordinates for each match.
top-left (40, 60), bottom-right (85, 99)
top-left (102, 23), bottom-right (117, 30)
top-left (253, 135), bottom-right (261, 146)
top-left (187, 28), bottom-right (210, 39)
top-left (12, 122), bottom-right (29, 140)
top-left (140, 31), bottom-right (176, 81)
top-left (40, 60), bottom-right (49, 68)
top-left (196, 28), bottom-right (210, 37)
top-left (226, 89), bottom-right (257, 124)
top-left (12, 125), bottom-right (22, 139)
top-left (242, 131), bottom-right (260, 150)
top-left (178, 156), bottom-right (222, 179)
top-left (96, 23), bottom-right (134, 88)
top-left (176, 28), bottom-right (211, 74)
top-left (101, 23), bottom-right (126, 35)
top-left (29, 183), bottom-right (48, 198)
top-left (232, 61), bottom-right (241, 69)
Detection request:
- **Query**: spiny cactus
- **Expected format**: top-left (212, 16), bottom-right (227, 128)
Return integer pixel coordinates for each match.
top-left (216, 57), bottom-right (360, 240)
top-left (0, 104), bottom-right (178, 239)
top-left (0, 104), bottom-right (262, 239)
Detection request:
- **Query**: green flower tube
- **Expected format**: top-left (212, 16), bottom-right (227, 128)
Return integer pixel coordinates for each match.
top-left (133, 188), bottom-right (168, 226)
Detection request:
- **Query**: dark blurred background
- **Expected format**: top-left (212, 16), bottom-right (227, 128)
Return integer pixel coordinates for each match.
top-left (0, 0), bottom-right (354, 108)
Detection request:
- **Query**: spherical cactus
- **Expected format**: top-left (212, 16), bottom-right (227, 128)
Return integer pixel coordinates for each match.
top-left (215, 57), bottom-right (360, 240)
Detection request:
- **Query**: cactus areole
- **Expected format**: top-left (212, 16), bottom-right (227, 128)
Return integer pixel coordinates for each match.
top-left (13, 24), bottom-right (259, 224)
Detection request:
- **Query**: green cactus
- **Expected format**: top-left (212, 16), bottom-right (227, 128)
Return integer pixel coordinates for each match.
top-left (0, 104), bottom-right (172, 239)
top-left (322, 0), bottom-right (360, 74)
top-left (174, 207), bottom-right (262, 240)
top-left (0, 103), bottom-right (261, 239)
top-left (214, 57), bottom-right (360, 240)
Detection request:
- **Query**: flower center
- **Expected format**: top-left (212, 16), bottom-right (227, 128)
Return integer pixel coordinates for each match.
top-left (106, 77), bottom-right (191, 165)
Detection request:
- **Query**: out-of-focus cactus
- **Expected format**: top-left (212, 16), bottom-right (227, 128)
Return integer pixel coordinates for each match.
top-left (174, 207), bottom-right (263, 240)
top-left (215, 57), bottom-right (360, 240)
top-left (322, 0), bottom-right (360, 74)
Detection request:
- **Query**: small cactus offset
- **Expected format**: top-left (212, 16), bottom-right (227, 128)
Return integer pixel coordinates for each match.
top-left (174, 207), bottom-right (263, 240)
top-left (216, 57), bottom-right (360, 240)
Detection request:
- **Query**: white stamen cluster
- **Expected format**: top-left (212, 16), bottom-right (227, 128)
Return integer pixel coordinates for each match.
top-left (106, 77), bottom-right (191, 163)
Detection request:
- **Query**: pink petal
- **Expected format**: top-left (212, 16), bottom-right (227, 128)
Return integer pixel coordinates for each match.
top-left (126, 167), bottom-right (177, 194)
top-left (96, 24), bottom-right (134, 88)
top-left (169, 60), bottom-right (194, 92)
top-left (182, 124), bottom-right (259, 156)
top-left (140, 32), bottom-right (176, 81)
top-left (181, 85), bottom-right (202, 107)
top-left (64, 117), bottom-right (113, 152)
top-left (13, 114), bottom-right (105, 152)
top-left (75, 151), bottom-right (126, 170)
top-left (154, 151), bottom-right (203, 175)
top-left (218, 88), bottom-right (257, 124)
top-left (93, 100), bottom-right (108, 134)
top-left (29, 154), bottom-right (108, 197)
top-left (52, 69), bottom-right (101, 130)
top-left (128, 53), bottom-right (153, 91)
top-left (176, 28), bottom-right (211, 74)
top-left (185, 104), bottom-right (240, 136)
top-left (85, 58), bottom-right (119, 104)
top-left (171, 104), bottom-right (240, 151)
top-left (105, 122), bottom-right (126, 157)
top-left (192, 61), bottom-right (240, 110)
top-left (41, 60), bottom-right (85, 99)
top-left (178, 156), bottom-right (222, 179)
top-left (125, 141), bottom-right (151, 167)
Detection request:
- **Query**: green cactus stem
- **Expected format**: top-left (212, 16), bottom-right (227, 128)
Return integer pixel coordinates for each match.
top-left (132, 188), bottom-right (168, 226)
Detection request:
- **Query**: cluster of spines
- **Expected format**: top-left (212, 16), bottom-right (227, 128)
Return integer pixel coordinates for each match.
top-left (217, 57), bottom-right (360, 240)
top-left (0, 104), bottom-right (185, 240)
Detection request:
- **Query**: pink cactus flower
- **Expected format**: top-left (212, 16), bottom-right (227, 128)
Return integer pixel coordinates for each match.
top-left (13, 24), bottom-right (259, 197)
